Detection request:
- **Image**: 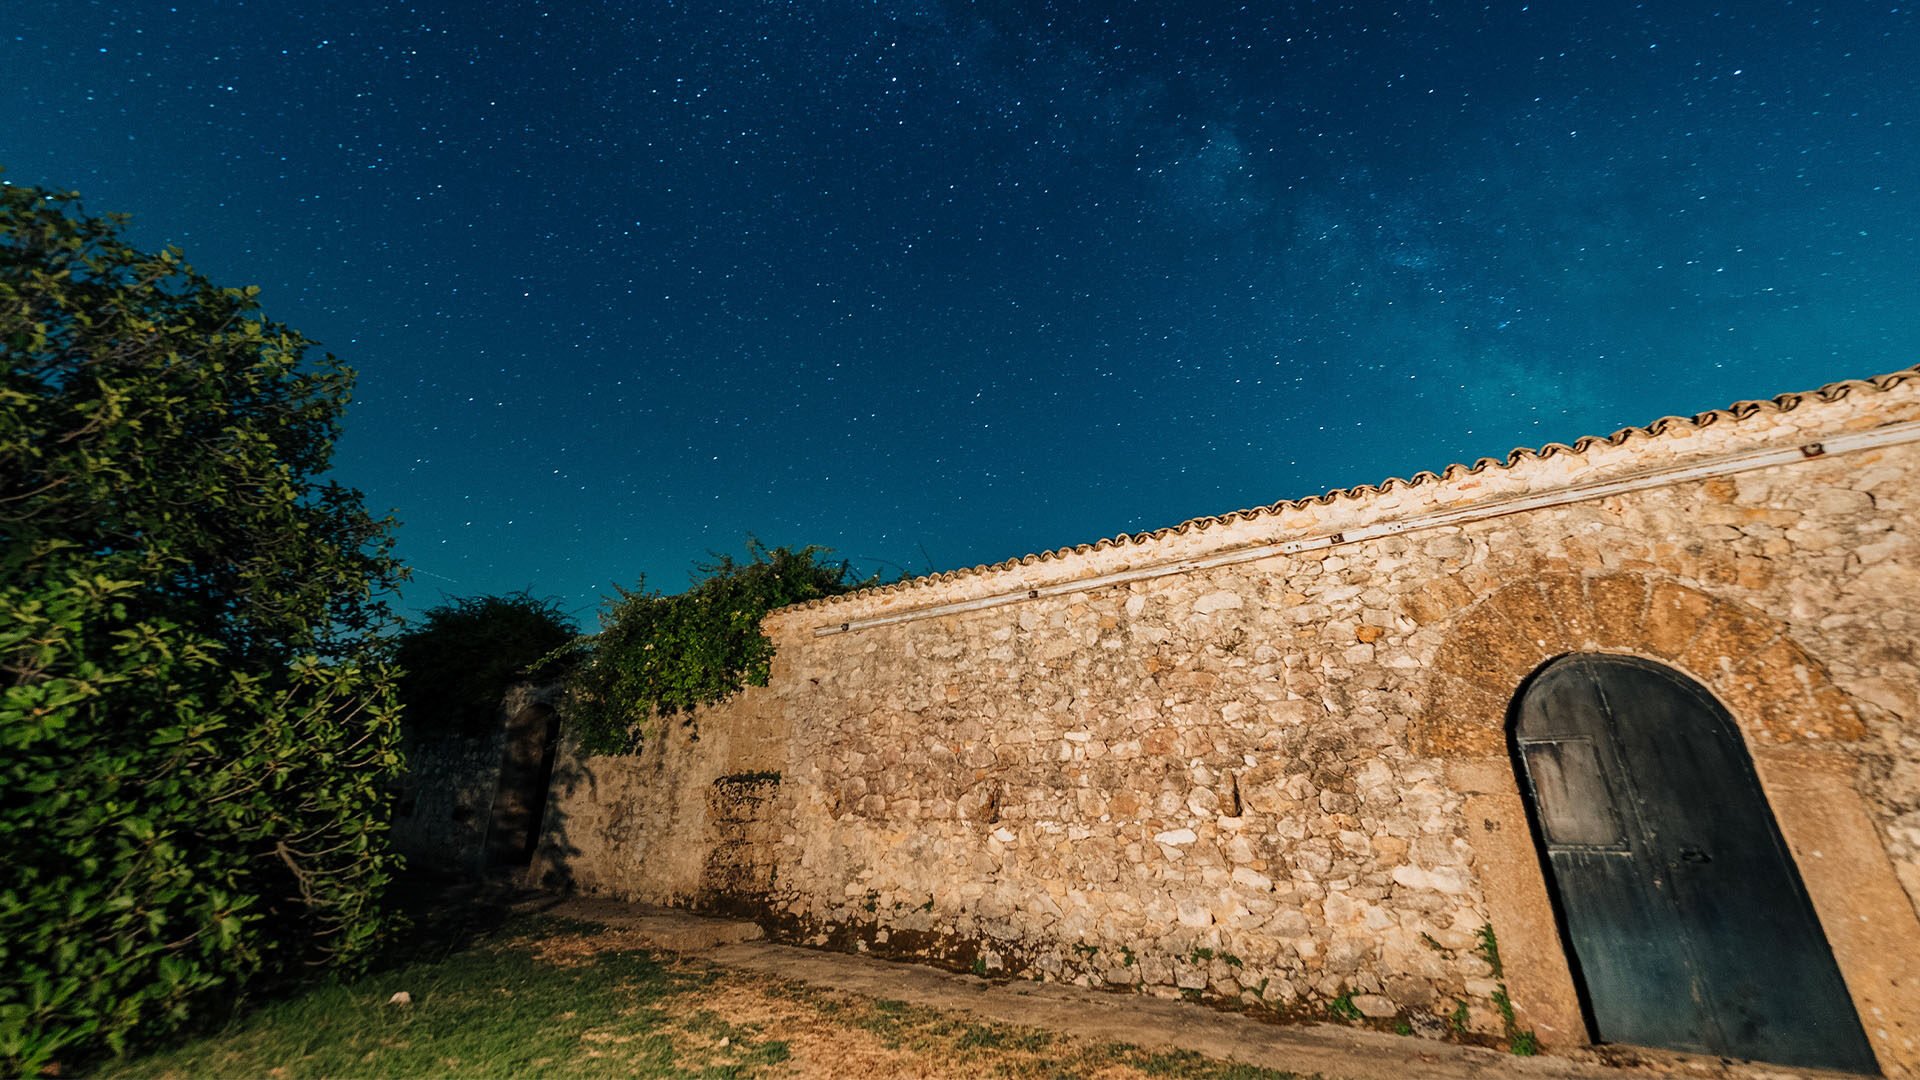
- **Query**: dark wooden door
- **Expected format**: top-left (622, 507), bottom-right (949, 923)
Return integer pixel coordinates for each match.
top-left (1513, 654), bottom-right (1876, 1073)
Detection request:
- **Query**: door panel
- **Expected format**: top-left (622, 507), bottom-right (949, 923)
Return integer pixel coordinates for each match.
top-left (1551, 846), bottom-right (1716, 1054)
top-left (1514, 654), bottom-right (1876, 1073)
top-left (1520, 740), bottom-right (1626, 848)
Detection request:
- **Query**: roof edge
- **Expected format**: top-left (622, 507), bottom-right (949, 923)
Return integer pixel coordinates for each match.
top-left (783, 364), bottom-right (1920, 617)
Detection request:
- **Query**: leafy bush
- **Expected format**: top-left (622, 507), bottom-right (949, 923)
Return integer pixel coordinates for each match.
top-left (1, 182), bottom-right (405, 1072)
top-left (393, 592), bottom-right (579, 737)
top-left (563, 541), bottom-right (865, 754)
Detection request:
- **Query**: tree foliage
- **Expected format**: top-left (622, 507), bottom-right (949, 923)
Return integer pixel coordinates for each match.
top-left (393, 592), bottom-right (578, 737)
top-left (563, 542), bottom-right (865, 754)
top-left (0, 182), bottom-right (406, 1072)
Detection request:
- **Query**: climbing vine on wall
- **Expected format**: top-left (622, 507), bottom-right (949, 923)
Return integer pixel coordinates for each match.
top-left (559, 541), bottom-right (867, 754)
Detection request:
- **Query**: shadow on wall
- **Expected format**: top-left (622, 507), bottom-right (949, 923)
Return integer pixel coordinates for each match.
top-left (522, 713), bottom-right (785, 912)
top-left (527, 736), bottom-right (592, 891)
top-left (697, 771), bottom-right (782, 915)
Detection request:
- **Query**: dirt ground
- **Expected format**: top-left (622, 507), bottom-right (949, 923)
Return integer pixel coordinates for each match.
top-left (521, 920), bottom-right (1289, 1078)
top-left (535, 896), bottom-right (1862, 1080)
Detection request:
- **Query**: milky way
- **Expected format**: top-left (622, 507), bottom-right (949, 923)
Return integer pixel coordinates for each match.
top-left (5, 3), bottom-right (1915, 616)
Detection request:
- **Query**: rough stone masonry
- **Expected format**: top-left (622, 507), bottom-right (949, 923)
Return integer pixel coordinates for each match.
top-left (531, 366), bottom-right (1920, 1076)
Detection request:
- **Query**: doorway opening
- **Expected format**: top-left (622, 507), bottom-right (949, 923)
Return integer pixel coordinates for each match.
top-left (484, 702), bottom-right (560, 866)
top-left (1510, 653), bottom-right (1875, 1074)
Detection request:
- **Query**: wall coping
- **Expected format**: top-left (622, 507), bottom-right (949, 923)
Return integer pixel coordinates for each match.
top-left (768, 365), bottom-right (1920, 636)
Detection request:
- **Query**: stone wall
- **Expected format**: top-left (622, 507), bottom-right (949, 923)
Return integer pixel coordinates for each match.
top-left (391, 721), bottom-right (506, 875)
top-left (393, 683), bottom-right (555, 873)
top-left (534, 368), bottom-right (1920, 1073)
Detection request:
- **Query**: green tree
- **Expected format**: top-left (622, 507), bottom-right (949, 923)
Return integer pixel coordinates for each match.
top-left (1, 182), bottom-right (406, 1072)
top-left (564, 541), bottom-right (865, 754)
top-left (393, 592), bottom-right (579, 737)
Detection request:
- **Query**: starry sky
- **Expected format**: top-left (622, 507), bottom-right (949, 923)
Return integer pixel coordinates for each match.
top-left (5, 2), bottom-right (1916, 619)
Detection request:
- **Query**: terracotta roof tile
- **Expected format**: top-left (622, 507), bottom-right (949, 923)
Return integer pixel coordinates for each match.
top-left (787, 364), bottom-right (1920, 613)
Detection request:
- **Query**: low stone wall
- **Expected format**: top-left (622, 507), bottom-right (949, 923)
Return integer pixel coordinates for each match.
top-left (393, 684), bottom-right (554, 873)
top-left (391, 722), bottom-right (507, 875)
top-left (534, 368), bottom-right (1920, 1073)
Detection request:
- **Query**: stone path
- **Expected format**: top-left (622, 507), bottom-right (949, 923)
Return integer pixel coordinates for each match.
top-left (530, 895), bottom-right (1859, 1080)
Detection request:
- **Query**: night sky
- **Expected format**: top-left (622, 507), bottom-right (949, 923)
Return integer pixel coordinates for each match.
top-left (6, 3), bottom-right (1916, 619)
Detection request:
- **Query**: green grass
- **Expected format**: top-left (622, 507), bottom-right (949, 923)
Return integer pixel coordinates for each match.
top-left (103, 909), bottom-right (1311, 1080)
top-left (100, 918), bottom-right (788, 1079)
top-left (954, 1023), bottom-right (1053, 1053)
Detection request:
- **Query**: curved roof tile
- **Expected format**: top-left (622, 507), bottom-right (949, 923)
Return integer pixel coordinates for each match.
top-left (788, 364), bottom-right (1920, 613)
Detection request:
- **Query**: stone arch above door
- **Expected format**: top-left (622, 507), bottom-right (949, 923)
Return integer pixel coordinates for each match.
top-left (1404, 571), bottom-right (1920, 1074)
top-left (1410, 572), bottom-right (1864, 759)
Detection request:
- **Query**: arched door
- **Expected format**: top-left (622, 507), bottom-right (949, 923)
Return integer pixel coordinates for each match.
top-left (1512, 654), bottom-right (1876, 1073)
